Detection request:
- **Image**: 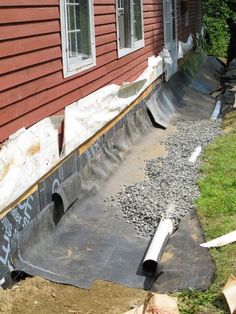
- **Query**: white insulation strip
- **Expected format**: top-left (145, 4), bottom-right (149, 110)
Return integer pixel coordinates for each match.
top-left (211, 100), bottom-right (222, 120)
top-left (0, 118), bottom-right (60, 212)
top-left (63, 55), bottom-right (164, 155)
top-left (178, 34), bottom-right (194, 59)
top-left (189, 146), bottom-right (202, 163)
top-left (159, 48), bottom-right (173, 65)
top-left (142, 219), bottom-right (174, 273)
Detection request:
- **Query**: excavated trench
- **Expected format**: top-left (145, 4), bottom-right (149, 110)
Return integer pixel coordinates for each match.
top-left (0, 49), bottom-right (227, 305)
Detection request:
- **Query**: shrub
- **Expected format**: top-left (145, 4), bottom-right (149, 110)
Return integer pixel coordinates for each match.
top-left (203, 0), bottom-right (235, 57)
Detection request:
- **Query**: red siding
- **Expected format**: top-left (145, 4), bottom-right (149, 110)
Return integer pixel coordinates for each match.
top-left (177, 0), bottom-right (203, 42)
top-left (0, 0), bottom-right (201, 143)
top-left (0, 0), bottom-right (163, 142)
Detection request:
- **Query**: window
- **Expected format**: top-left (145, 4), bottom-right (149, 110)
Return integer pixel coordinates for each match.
top-left (180, 1), bottom-right (189, 27)
top-left (60, 0), bottom-right (96, 77)
top-left (164, 0), bottom-right (177, 44)
top-left (116, 0), bottom-right (144, 58)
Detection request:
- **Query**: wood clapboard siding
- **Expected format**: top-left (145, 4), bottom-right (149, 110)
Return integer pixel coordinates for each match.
top-left (0, 0), bottom-right (59, 5)
top-left (0, 7), bottom-right (60, 23)
top-left (0, 21), bottom-right (61, 40)
top-left (177, 0), bottom-right (203, 42)
top-left (0, 33), bottom-right (61, 58)
top-left (0, 0), bottom-right (202, 143)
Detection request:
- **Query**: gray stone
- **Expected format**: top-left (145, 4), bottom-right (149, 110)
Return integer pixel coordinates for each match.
top-left (113, 119), bottom-right (222, 238)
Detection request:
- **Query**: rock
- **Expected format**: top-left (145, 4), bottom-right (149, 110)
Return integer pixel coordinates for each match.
top-left (111, 119), bottom-right (222, 238)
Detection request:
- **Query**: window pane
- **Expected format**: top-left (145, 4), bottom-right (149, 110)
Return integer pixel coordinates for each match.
top-left (67, 4), bottom-right (75, 30)
top-left (133, 0), bottom-right (142, 41)
top-left (166, 22), bottom-right (171, 43)
top-left (124, 0), bottom-right (132, 47)
top-left (164, 1), bottom-right (171, 43)
top-left (68, 32), bottom-right (77, 57)
top-left (165, 2), bottom-right (170, 23)
top-left (118, 10), bottom-right (125, 48)
top-left (118, 0), bottom-right (125, 48)
top-left (79, 0), bottom-right (91, 57)
top-left (172, 18), bottom-right (176, 40)
top-left (75, 1), bottom-right (81, 30)
top-left (118, 0), bottom-right (132, 48)
top-left (66, 0), bottom-right (92, 61)
top-left (171, 0), bottom-right (176, 40)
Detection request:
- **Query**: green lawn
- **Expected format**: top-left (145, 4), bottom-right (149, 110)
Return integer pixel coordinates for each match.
top-left (175, 112), bottom-right (236, 314)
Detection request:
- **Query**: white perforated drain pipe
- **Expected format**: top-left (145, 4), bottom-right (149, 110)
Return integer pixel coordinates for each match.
top-left (142, 219), bottom-right (174, 274)
top-left (233, 94), bottom-right (236, 109)
top-left (189, 146), bottom-right (202, 163)
top-left (0, 277), bottom-right (5, 287)
top-left (211, 99), bottom-right (222, 120)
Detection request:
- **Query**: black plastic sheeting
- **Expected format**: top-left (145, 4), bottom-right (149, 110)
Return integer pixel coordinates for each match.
top-left (0, 152), bottom-right (78, 282)
top-left (147, 48), bottom-right (225, 126)
top-left (1, 48), bottom-right (222, 291)
top-left (221, 58), bottom-right (236, 112)
top-left (0, 190), bottom-right (40, 278)
top-left (12, 196), bottom-right (151, 289)
top-left (154, 211), bottom-right (214, 293)
top-left (12, 194), bottom-right (214, 292)
top-left (12, 102), bottom-right (215, 291)
top-left (12, 105), bottom-right (153, 290)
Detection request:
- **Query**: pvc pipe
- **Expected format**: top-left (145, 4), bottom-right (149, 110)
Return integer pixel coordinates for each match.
top-left (201, 230), bottom-right (236, 248)
top-left (0, 277), bottom-right (5, 286)
top-left (189, 146), bottom-right (202, 163)
top-left (142, 219), bottom-right (174, 274)
top-left (211, 100), bottom-right (221, 120)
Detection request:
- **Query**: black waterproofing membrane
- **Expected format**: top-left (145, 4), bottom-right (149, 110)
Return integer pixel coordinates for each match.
top-left (1, 48), bottom-right (224, 291)
top-left (154, 211), bottom-right (214, 293)
top-left (147, 48), bottom-right (224, 126)
top-left (222, 58), bottom-right (236, 111)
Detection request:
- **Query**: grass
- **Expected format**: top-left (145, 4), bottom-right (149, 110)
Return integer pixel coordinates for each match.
top-left (174, 112), bottom-right (236, 314)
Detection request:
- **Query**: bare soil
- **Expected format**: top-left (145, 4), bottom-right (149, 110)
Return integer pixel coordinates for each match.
top-left (223, 110), bottom-right (236, 133)
top-left (103, 125), bottom-right (175, 196)
top-left (0, 276), bottom-right (147, 314)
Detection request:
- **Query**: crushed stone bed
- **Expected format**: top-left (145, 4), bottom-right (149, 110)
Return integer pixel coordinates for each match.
top-left (109, 119), bottom-right (222, 238)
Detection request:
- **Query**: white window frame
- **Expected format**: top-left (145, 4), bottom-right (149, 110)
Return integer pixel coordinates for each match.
top-left (60, 0), bottom-right (96, 78)
top-left (116, 0), bottom-right (145, 58)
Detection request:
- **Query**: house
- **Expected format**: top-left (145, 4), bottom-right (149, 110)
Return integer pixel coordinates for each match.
top-left (0, 0), bottom-right (202, 143)
top-left (0, 0), bottom-right (203, 284)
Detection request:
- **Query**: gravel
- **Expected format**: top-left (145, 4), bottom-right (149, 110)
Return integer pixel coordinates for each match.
top-left (110, 119), bottom-right (222, 238)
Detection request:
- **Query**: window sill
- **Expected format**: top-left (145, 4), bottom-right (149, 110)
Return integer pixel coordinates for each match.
top-left (117, 40), bottom-right (145, 58)
top-left (63, 59), bottom-right (96, 78)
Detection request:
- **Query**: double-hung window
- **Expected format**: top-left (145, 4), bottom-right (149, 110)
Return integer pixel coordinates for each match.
top-left (116, 0), bottom-right (144, 58)
top-left (60, 0), bottom-right (96, 77)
